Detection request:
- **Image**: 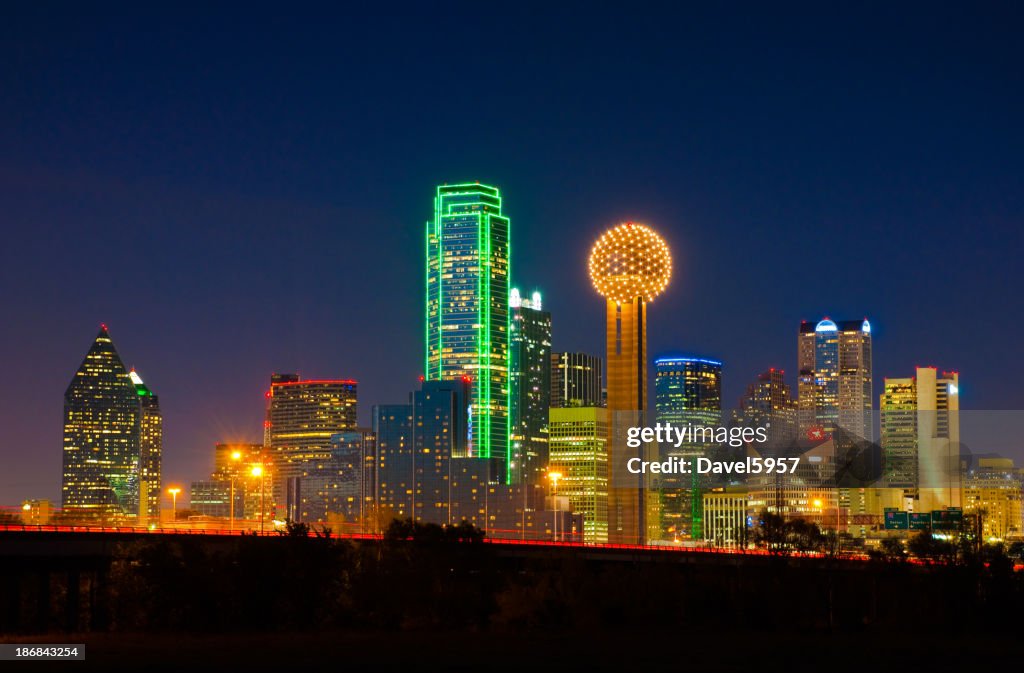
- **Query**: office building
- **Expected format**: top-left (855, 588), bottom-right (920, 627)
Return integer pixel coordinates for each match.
top-left (548, 406), bottom-right (610, 543)
top-left (130, 369), bottom-right (162, 522)
top-left (425, 183), bottom-right (510, 481)
top-left (797, 318), bottom-right (872, 442)
top-left (290, 429), bottom-right (376, 527)
top-left (189, 481), bottom-right (231, 519)
top-left (551, 352), bottom-right (604, 408)
top-left (265, 374), bottom-right (358, 520)
top-left (62, 325), bottom-right (160, 522)
top-left (373, 403), bottom-right (414, 521)
top-left (733, 368), bottom-right (797, 444)
top-left (963, 457), bottom-right (1023, 541)
top-left (509, 288), bottom-right (552, 486)
top-left (190, 442), bottom-right (272, 525)
top-left (880, 367), bottom-right (961, 509)
top-left (880, 378), bottom-right (918, 487)
top-left (654, 356), bottom-right (723, 540)
top-left (702, 489), bottom-right (749, 548)
top-left (450, 472), bottom-right (583, 541)
top-left (413, 378), bottom-right (478, 525)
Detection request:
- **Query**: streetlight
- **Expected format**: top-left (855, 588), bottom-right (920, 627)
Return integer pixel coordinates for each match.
top-left (168, 487), bottom-right (182, 524)
top-left (229, 450), bottom-right (242, 531)
top-left (251, 464), bottom-right (265, 534)
top-left (548, 471), bottom-right (563, 542)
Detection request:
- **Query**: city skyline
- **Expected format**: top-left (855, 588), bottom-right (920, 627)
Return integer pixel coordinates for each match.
top-left (1, 189), bottom-right (1017, 507)
top-left (2, 5), bottom-right (1023, 506)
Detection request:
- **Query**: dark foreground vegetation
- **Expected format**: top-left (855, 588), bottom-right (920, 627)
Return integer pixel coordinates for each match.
top-left (2, 518), bottom-right (1022, 670)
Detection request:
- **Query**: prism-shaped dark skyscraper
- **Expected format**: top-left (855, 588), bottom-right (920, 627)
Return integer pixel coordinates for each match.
top-left (62, 325), bottom-right (161, 521)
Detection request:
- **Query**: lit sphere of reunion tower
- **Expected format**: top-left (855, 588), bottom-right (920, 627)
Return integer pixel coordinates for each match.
top-left (588, 222), bottom-right (672, 304)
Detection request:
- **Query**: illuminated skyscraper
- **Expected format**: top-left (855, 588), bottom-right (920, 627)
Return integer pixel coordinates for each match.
top-left (509, 288), bottom-right (552, 486)
top-left (655, 356), bottom-right (723, 424)
top-left (129, 369), bottom-right (162, 522)
top-left (654, 356), bottom-right (722, 540)
top-left (548, 406), bottom-right (609, 543)
top-left (798, 318), bottom-right (872, 442)
top-left (880, 378), bottom-right (918, 487)
top-left (265, 374), bottom-right (358, 520)
top-left (550, 352), bottom-right (604, 408)
top-left (880, 367), bottom-right (961, 508)
top-left (589, 222), bottom-right (672, 544)
top-left (425, 183), bottom-right (510, 482)
top-left (62, 325), bottom-right (156, 521)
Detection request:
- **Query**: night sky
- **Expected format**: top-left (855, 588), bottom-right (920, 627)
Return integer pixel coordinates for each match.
top-left (2, 4), bottom-right (1022, 505)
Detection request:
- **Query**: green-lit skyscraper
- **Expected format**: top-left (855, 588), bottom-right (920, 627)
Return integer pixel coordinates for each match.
top-left (425, 183), bottom-right (510, 482)
top-left (509, 288), bottom-right (551, 486)
top-left (62, 325), bottom-right (160, 521)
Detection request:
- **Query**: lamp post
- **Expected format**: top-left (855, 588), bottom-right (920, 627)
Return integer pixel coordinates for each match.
top-left (251, 464), bottom-right (265, 534)
top-left (229, 450), bottom-right (242, 531)
top-left (548, 471), bottom-right (562, 542)
top-left (168, 487), bottom-right (181, 525)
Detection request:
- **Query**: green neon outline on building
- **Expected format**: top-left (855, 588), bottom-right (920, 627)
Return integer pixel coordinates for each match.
top-left (425, 182), bottom-right (510, 482)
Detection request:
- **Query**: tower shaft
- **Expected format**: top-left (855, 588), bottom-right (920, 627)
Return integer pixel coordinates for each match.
top-left (606, 297), bottom-right (648, 544)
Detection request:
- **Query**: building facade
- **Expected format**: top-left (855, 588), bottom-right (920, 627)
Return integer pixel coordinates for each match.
top-left (413, 378), bottom-right (476, 525)
top-left (550, 351), bottom-right (604, 408)
top-left (963, 457), bottom-right (1023, 541)
top-left (880, 367), bottom-right (961, 509)
top-left (372, 403), bottom-right (414, 521)
top-left (797, 318), bottom-right (872, 442)
top-left (702, 489), bottom-right (749, 547)
top-left (265, 374), bottom-right (358, 520)
top-left (190, 442), bottom-right (271, 524)
top-left (290, 429), bottom-right (376, 528)
top-left (425, 183), bottom-right (510, 481)
top-left (548, 406), bottom-right (610, 543)
top-left (654, 356), bottom-right (723, 540)
top-left (733, 368), bottom-right (797, 445)
top-left (509, 288), bottom-right (552, 486)
top-left (130, 370), bottom-right (162, 522)
top-left (62, 325), bottom-right (160, 522)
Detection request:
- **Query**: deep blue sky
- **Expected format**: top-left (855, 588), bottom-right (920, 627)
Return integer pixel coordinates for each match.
top-left (1, 3), bottom-right (1022, 505)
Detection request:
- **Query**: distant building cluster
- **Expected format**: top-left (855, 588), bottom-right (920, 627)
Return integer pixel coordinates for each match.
top-left (48, 183), bottom-right (1022, 549)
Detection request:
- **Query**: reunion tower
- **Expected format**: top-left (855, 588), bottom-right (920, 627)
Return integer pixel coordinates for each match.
top-left (588, 222), bottom-right (672, 545)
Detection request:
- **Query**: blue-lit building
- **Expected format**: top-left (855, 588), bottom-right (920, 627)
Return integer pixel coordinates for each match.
top-left (653, 355), bottom-right (723, 540)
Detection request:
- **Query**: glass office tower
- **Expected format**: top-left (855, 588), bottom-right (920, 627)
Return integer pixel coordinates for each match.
top-left (654, 356), bottom-right (723, 540)
top-left (425, 183), bottom-right (510, 482)
top-left (509, 288), bottom-right (552, 486)
top-left (62, 325), bottom-right (146, 521)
